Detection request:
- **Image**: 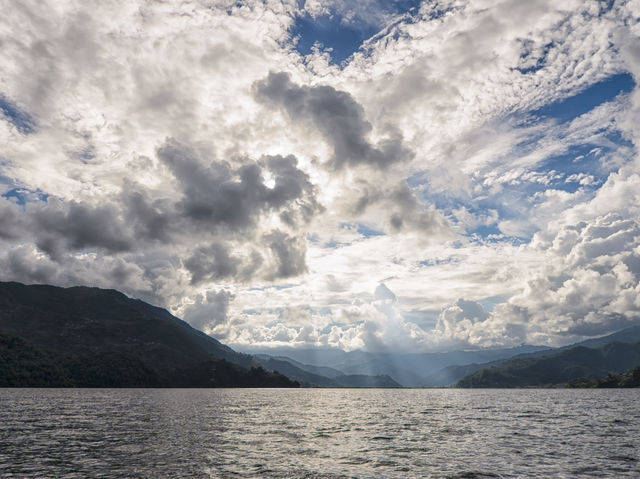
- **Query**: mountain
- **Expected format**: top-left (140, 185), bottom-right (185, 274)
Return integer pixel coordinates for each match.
top-left (568, 325), bottom-right (640, 350)
top-left (249, 345), bottom-right (552, 386)
top-left (254, 356), bottom-right (337, 387)
top-left (422, 325), bottom-right (640, 387)
top-left (456, 341), bottom-right (640, 388)
top-left (258, 355), bottom-right (345, 379)
top-left (568, 365), bottom-right (640, 388)
top-left (420, 362), bottom-right (493, 387)
top-left (253, 355), bottom-right (401, 387)
top-left (0, 282), bottom-right (298, 388)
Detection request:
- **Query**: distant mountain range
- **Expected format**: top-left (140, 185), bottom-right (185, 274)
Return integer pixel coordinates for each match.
top-left (456, 334), bottom-right (640, 388)
top-left (2, 281), bottom-right (640, 388)
top-left (253, 355), bottom-right (400, 387)
top-left (247, 344), bottom-right (553, 387)
top-left (249, 326), bottom-right (640, 388)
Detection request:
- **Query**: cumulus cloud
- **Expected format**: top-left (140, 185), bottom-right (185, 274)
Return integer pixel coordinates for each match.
top-left (435, 214), bottom-right (640, 348)
top-left (0, 137), bottom-right (322, 296)
top-left (182, 289), bottom-right (234, 334)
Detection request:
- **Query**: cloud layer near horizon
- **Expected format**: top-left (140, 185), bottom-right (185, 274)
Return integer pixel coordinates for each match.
top-left (2, 0), bottom-right (640, 352)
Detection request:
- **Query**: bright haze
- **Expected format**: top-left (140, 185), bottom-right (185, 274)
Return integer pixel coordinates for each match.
top-left (1, 0), bottom-right (640, 354)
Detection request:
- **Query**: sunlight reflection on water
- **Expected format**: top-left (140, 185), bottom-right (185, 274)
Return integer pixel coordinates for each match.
top-left (1, 388), bottom-right (639, 478)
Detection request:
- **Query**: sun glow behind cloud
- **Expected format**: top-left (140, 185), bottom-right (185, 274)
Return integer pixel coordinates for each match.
top-left (1, 0), bottom-right (640, 352)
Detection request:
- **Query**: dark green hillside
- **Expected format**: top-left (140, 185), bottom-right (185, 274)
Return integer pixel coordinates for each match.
top-left (568, 366), bottom-right (640, 388)
top-left (0, 281), bottom-right (248, 366)
top-left (0, 332), bottom-right (71, 387)
top-left (456, 341), bottom-right (640, 388)
top-left (0, 282), bottom-right (298, 388)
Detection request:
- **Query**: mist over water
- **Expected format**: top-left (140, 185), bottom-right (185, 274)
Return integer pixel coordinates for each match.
top-left (1, 388), bottom-right (639, 478)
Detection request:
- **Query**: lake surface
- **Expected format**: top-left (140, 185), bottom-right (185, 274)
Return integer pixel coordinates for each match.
top-left (1, 388), bottom-right (639, 478)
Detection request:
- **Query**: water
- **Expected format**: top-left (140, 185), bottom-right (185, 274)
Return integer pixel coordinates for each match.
top-left (1, 389), bottom-right (639, 478)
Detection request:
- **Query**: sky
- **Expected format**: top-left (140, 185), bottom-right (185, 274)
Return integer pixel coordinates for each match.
top-left (2, 0), bottom-right (640, 353)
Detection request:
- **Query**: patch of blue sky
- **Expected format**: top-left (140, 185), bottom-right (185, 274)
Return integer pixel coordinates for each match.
top-left (248, 284), bottom-right (295, 292)
top-left (0, 173), bottom-right (14, 192)
top-left (516, 127), bottom-right (635, 197)
top-left (424, 194), bottom-right (503, 236)
top-left (476, 295), bottom-right (510, 314)
top-left (290, 0), bottom-right (422, 64)
top-left (598, 0), bottom-right (615, 15)
top-left (514, 41), bottom-right (554, 75)
top-left (1, 187), bottom-right (48, 205)
top-left (539, 145), bottom-right (614, 193)
top-left (426, 186), bottom-right (536, 241)
top-left (531, 73), bottom-right (635, 123)
top-left (0, 95), bottom-right (36, 135)
top-left (405, 171), bottom-right (426, 188)
top-left (306, 233), bottom-right (321, 243)
top-left (356, 223), bottom-right (385, 237)
top-left (402, 309), bottom-right (439, 329)
top-left (318, 324), bottom-right (338, 335)
top-left (419, 257), bottom-right (457, 267)
top-left (336, 222), bottom-right (385, 238)
top-left (459, 74), bottom-right (638, 235)
top-left (467, 224), bottom-right (503, 240)
top-left (291, 14), bottom-right (375, 64)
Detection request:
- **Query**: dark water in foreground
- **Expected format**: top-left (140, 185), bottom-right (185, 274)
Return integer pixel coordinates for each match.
top-left (1, 388), bottom-right (639, 478)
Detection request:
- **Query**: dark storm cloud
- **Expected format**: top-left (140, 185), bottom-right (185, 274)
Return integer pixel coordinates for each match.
top-left (121, 187), bottom-right (173, 242)
top-left (0, 138), bottom-right (321, 288)
top-left (158, 141), bottom-right (264, 229)
top-left (0, 199), bottom-right (23, 240)
top-left (30, 199), bottom-right (133, 259)
top-left (183, 231), bottom-right (308, 285)
top-left (0, 197), bottom-right (133, 261)
top-left (3, 246), bottom-right (58, 284)
top-left (184, 242), bottom-right (240, 285)
top-left (265, 230), bottom-right (308, 279)
top-left (254, 72), bottom-right (411, 170)
top-left (156, 140), bottom-right (322, 232)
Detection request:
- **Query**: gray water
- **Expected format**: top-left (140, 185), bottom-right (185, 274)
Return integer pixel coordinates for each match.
top-left (1, 389), bottom-right (639, 478)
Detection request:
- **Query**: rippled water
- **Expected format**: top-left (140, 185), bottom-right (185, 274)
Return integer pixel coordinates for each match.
top-left (1, 388), bottom-right (639, 478)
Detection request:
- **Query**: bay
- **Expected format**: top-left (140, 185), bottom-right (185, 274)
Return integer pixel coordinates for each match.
top-left (1, 388), bottom-right (639, 478)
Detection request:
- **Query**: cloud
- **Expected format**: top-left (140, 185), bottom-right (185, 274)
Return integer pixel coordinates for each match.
top-left (437, 214), bottom-right (640, 348)
top-left (254, 71), bottom-right (412, 170)
top-left (264, 230), bottom-right (308, 280)
top-left (436, 299), bottom-right (489, 340)
top-left (156, 140), bottom-right (322, 234)
top-left (182, 289), bottom-right (234, 334)
top-left (1, 0), bottom-right (640, 354)
top-left (0, 136), bottom-right (323, 294)
top-left (374, 282), bottom-right (396, 302)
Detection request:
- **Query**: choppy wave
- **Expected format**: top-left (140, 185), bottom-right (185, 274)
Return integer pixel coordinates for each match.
top-left (1, 388), bottom-right (639, 478)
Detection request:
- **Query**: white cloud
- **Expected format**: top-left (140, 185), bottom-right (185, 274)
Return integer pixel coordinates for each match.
top-left (438, 214), bottom-right (640, 348)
